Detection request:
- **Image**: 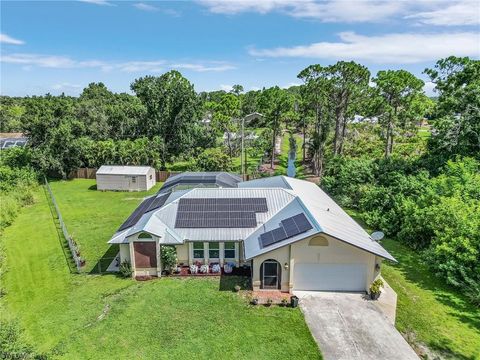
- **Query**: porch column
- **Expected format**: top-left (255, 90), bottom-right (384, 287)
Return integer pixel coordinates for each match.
top-left (219, 242), bottom-right (225, 266)
top-left (129, 240), bottom-right (136, 278)
top-left (204, 242), bottom-right (209, 264)
top-left (188, 242), bottom-right (193, 265)
top-left (156, 237), bottom-right (162, 277)
top-left (234, 242), bottom-right (239, 267)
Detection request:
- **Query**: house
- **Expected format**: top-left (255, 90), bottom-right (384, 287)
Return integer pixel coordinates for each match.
top-left (0, 133), bottom-right (28, 150)
top-left (108, 172), bottom-right (395, 292)
top-left (96, 165), bottom-right (156, 191)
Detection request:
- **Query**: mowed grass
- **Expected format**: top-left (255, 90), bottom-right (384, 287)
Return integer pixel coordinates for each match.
top-left (49, 179), bottom-right (162, 272)
top-left (1, 185), bottom-right (321, 359)
top-left (381, 239), bottom-right (480, 360)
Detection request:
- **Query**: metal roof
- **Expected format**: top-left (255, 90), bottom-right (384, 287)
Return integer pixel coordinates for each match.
top-left (97, 165), bottom-right (153, 176)
top-left (159, 172), bottom-right (242, 193)
top-left (108, 173), bottom-right (395, 262)
top-left (240, 176), bottom-right (396, 261)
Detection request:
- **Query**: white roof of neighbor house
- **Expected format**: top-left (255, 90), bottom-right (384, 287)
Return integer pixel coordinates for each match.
top-left (108, 173), bottom-right (395, 262)
top-left (97, 165), bottom-right (152, 176)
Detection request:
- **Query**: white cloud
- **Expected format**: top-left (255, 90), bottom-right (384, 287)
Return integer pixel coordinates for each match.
top-left (133, 3), bottom-right (158, 12)
top-left (219, 84), bottom-right (233, 91)
top-left (1, 53), bottom-right (235, 73)
top-left (405, 1), bottom-right (480, 26)
top-left (282, 82), bottom-right (301, 89)
top-left (249, 31), bottom-right (480, 63)
top-left (78, 0), bottom-right (115, 6)
top-left (198, 0), bottom-right (407, 23)
top-left (0, 33), bottom-right (25, 45)
top-left (52, 82), bottom-right (82, 90)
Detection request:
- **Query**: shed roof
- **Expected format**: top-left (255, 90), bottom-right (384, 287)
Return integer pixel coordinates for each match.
top-left (97, 165), bottom-right (153, 176)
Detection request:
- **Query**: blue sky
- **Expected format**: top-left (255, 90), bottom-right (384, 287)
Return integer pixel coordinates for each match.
top-left (1, 0), bottom-right (479, 96)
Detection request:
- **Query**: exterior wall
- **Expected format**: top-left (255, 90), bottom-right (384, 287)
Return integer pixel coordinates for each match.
top-left (128, 232), bottom-right (162, 277)
top-left (119, 243), bottom-right (130, 264)
top-left (290, 235), bottom-right (377, 292)
top-left (186, 241), bottom-right (241, 267)
top-left (145, 168), bottom-right (156, 190)
top-left (96, 173), bottom-right (151, 191)
top-left (176, 243), bottom-right (189, 265)
top-left (252, 234), bottom-right (380, 292)
top-left (252, 246), bottom-right (290, 292)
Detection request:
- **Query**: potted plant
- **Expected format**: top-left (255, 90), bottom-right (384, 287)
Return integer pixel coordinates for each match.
top-left (265, 298), bottom-right (273, 307)
top-left (251, 297), bottom-right (259, 305)
top-left (369, 278), bottom-right (384, 300)
top-left (234, 285), bottom-right (241, 292)
top-left (281, 297), bottom-right (289, 307)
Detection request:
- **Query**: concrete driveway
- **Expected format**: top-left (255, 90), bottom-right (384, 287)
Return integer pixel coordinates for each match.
top-left (295, 291), bottom-right (418, 360)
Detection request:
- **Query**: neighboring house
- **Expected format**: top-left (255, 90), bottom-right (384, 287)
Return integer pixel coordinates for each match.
top-left (96, 165), bottom-right (156, 191)
top-left (0, 133), bottom-right (28, 150)
top-left (109, 172), bottom-right (395, 292)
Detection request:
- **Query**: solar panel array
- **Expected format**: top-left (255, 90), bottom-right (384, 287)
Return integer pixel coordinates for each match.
top-left (159, 172), bottom-right (241, 193)
top-left (175, 197), bottom-right (267, 228)
top-left (117, 192), bottom-right (171, 231)
top-left (259, 213), bottom-right (313, 247)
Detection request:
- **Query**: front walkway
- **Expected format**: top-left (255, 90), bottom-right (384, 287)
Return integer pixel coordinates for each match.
top-left (295, 291), bottom-right (418, 360)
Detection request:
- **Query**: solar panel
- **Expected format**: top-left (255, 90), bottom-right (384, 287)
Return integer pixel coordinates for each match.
top-left (175, 210), bottom-right (257, 228)
top-left (177, 198), bottom-right (268, 213)
top-left (174, 197), bottom-right (266, 228)
top-left (118, 196), bottom-right (156, 231)
top-left (259, 213), bottom-right (313, 248)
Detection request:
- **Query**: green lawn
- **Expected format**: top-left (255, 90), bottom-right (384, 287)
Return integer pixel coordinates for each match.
top-left (1, 183), bottom-right (321, 359)
top-left (48, 179), bottom-right (161, 272)
top-left (381, 239), bottom-right (480, 359)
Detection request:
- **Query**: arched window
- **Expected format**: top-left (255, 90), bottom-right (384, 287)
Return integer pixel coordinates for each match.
top-left (138, 232), bottom-right (152, 240)
top-left (309, 236), bottom-right (329, 246)
top-left (260, 259), bottom-right (281, 290)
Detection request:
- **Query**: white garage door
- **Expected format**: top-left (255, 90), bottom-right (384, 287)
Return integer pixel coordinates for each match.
top-left (293, 263), bottom-right (367, 291)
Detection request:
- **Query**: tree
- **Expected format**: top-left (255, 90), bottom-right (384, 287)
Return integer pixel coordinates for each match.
top-left (425, 57), bottom-right (480, 158)
top-left (195, 148), bottom-right (232, 171)
top-left (372, 70), bottom-right (425, 157)
top-left (298, 65), bottom-right (333, 177)
top-left (258, 86), bottom-right (293, 169)
top-left (209, 93), bottom-right (240, 157)
top-left (131, 71), bottom-right (199, 169)
top-left (326, 61), bottom-right (370, 156)
top-left (230, 84), bottom-right (244, 96)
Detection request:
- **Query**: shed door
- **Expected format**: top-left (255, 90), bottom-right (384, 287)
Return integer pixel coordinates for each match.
top-left (293, 263), bottom-right (367, 291)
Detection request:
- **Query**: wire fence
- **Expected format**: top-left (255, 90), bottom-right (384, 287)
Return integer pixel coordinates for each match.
top-left (44, 177), bottom-right (84, 272)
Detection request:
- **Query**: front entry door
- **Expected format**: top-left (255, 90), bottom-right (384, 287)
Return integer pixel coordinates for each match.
top-left (263, 260), bottom-right (279, 289)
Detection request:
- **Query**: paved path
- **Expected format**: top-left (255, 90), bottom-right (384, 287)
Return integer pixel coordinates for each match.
top-left (295, 291), bottom-right (419, 360)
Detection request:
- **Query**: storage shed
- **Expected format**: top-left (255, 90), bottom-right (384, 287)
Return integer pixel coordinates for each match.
top-left (96, 165), bottom-right (156, 191)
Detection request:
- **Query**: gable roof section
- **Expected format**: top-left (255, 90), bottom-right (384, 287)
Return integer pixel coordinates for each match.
top-left (159, 172), bottom-right (242, 193)
top-left (245, 176), bottom-right (395, 262)
top-left (97, 165), bottom-right (152, 176)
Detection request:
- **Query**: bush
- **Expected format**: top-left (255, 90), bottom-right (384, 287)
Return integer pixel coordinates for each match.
top-left (195, 148), bottom-right (232, 172)
top-left (161, 246), bottom-right (177, 271)
top-left (119, 260), bottom-right (132, 278)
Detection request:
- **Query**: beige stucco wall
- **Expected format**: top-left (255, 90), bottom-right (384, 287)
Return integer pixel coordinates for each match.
top-left (252, 233), bottom-right (382, 292)
top-left (176, 243), bottom-right (189, 265)
top-left (252, 245), bottom-right (290, 292)
top-left (119, 243), bottom-right (130, 264)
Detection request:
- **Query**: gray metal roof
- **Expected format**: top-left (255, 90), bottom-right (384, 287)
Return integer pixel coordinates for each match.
top-left (108, 173), bottom-right (395, 262)
top-left (240, 176), bottom-right (396, 261)
top-left (159, 172), bottom-right (242, 193)
top-left (97, 165), bottom-right (153, 176)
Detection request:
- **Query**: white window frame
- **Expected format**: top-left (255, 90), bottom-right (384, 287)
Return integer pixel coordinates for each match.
top-left (209, 242), bottom-right (220, 259)
top-left (193, 242), bottom-right (204, 259)
top-left (224, 242), bottom-right (236, 259)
